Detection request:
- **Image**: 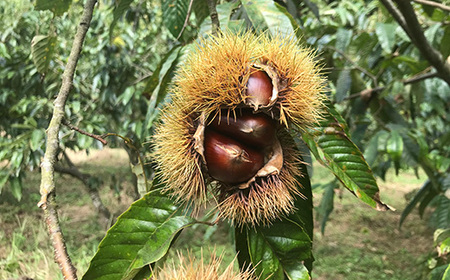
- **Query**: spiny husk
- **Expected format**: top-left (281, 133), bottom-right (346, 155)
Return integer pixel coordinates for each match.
top-left (151, 95), bottom-right (207, 206)
top-left (174, 31), bottom-right (325, 128)
top-left (152, 251), bottom-right (255, 280)
top-left (152, 31), bottom-right (323, 222)
top-left (216, 131), bottom-right (305, 227)
top-left (257, 34), bottom-right (326, 128)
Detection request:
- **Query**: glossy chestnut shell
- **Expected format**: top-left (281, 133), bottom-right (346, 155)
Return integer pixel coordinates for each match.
top-left (246, 70), bottom-right (273, 106)
top-left (204, 129), bottom-right (264, 184)
top-left (208, 110), bottom-right (276, 149)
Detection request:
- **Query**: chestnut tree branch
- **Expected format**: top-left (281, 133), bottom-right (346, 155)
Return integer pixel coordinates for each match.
top-left (344, 70), bottom-right (438, 101)
top-left (38, 1), bottom-right (98, 279)
top-left (207, 0), bottom-right (220, 36)
top-left (413, 0), bottom-right (450, 12)
top-left (62, 118), bottom-right (108, 145)
top-left (382, 0), bottom-right (450, 86)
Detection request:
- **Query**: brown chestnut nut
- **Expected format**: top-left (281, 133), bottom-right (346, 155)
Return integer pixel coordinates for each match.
top-left (246, 70), bottom-right (273, 106)
top-left (208, 110), bottom-right (276, 149)
top-left (204, 129), bottom-right (264, 184)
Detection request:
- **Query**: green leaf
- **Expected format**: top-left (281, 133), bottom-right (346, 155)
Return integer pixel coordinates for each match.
top-left (162, 0), bottom-right (189, 39)
top-left (10, 176), bottom-right (22, 201)
top-left (110, 0), bottom-right (135, 39)
top-left (34, 0), bottom-right (72, 16)
top-left (30, 129), bottom-right (45, 151)
top-left (434, 196), bottom-right (450, 229)
top-left (442, 264), bottom-right (450, 280)
top-left (400, 180), bottom-right (432, 227)
top-left (0, 171), bottom-right (10, 194)
top-left (242, 0), bottom-right (299, 38)
top-left (31, 34), bottom-right (57, 74)
top-left (235, 161), bottom-right (313, 279)
top-left (82, 189), bottom-right (195, 280)
top-left (335, 28), bottom-right (353, 52)
top-left (375, 23), bottom-right (396, 53)
top-left (440, 25), bottom-right (450, 58)
top-left (386, 130), bottom-right (403, 174)
top-left (335, 69), bottom-right (351, 103)
top-left (192, 0), bottom-right (209, 25)
top-left (142, 45), bottom-right (184, 138)
top-left (302, 102), bottom-right (390, 211)
top-left (316, 180), bottom-right (337, 234)
top-left (430, 264), bottom-right (449, 280)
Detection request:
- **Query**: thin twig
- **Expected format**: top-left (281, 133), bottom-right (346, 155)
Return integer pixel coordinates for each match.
top-left (413, 0), bottom-right (450, 12)
top-left (383, 0), bottom-right (450, 86)
top-left (327, 46), bottom-right (378, 86)
top-left (54, 164), bottom-right (112, 222)
top-left (207, 0), bottom-right (220, 36)
top-left (177, 0), bottom-right (194, 40)
top-left (62, 118), bottom-right (108, 145)
top-left (344, 70), bottom-right (438, 101)
top-left (38, 1), bottom-right (98, 279)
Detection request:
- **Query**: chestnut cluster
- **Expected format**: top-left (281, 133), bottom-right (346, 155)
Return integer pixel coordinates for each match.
top-left (203, 71), bottom-right (277, 185)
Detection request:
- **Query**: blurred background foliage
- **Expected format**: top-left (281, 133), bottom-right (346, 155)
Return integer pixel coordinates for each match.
top-left (0, 0), bottom-right (449, 278)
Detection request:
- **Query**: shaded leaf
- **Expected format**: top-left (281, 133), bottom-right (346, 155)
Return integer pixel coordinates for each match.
top-left (0, 171), bottom-right (9, 194)
top-left (434, 196), bottom-right (450, 229)
top-left (302, 102), bottom-right (390, 211)
top-left (335, 28), bottom-right (352, 52)
top-left (142, 45), bottom-right (184, 139)
top-left (31, 34), bottom-right (57, 74)
top-left (82, 189), bottom-right (195, 280)
top-left (235, 161), bottom-right (313, 279)
top-left (110, 0), bottom-right (135, 39)
top-left (34, 0), bottom-right (71, 16)
top-left (242, 0), bottom-right (299, 38)
top-left (192, 0), bottom-right (209, 25)
top-left (316, 180), bottom-right (337, 234)
top-left (10, 176), bottom-right (22, 201)
top-left (335, 69), bottom-right (351, 103)
top-left (162, 0), bottom-right (189, 39)
top-left (302, 0), bottom-right (320, 21)
top-left (400, 180), bottom-right (431, 227)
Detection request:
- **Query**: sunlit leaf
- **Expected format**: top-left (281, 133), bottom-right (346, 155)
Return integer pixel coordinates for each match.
top-left (375, 23), bottom-right (396, 53)
top-left (30, 129), bottom-right (45, 151)
top-left (82, 189), bottom-right (195, 280)
top-left (302, 102), bottom-right (390, 211)
top-left (386, 130), bottom-right (403, 174)
top-left (31, 34), bottom-right (57, 74)
top-left (10, 176), bottom-right (22, 201)
top-left (34, 0), bottom-right (71, 16)
top-left (242, 0), bottom-right (299, 38)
